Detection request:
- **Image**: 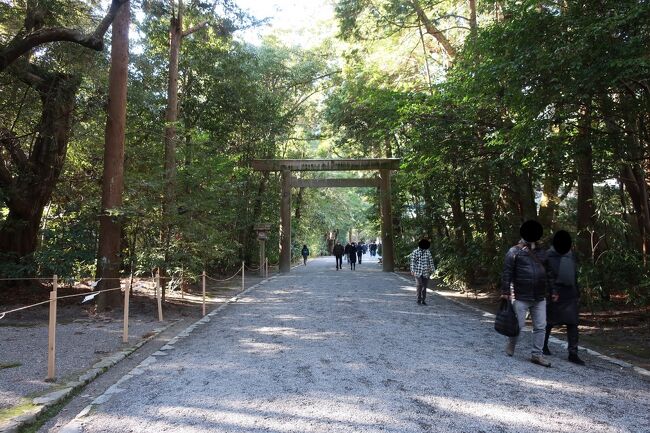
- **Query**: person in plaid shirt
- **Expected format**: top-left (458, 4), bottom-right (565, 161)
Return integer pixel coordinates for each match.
top-left (410, 239), bottom-right (434, 305)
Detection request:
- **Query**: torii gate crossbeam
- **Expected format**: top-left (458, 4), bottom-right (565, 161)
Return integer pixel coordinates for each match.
top-left (252, 159), bottom-right (399, 273)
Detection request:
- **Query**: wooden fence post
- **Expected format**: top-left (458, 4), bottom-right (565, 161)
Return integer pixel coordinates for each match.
top-left (123, 274), bottom-right (131, 343)
top-left (202, 270), bottom-right (206, 316)
top-left (180, 267), bottom-right (184, 299)
top-left (47, 275), bottom-right (58, 381)
top-left (156, 270), bottom-right (163, 322)
top-left (241, 261), bottom-right (245, 292)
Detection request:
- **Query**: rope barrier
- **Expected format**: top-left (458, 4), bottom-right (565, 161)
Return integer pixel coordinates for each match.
top-left (244, 264), bottom-right (261, 271)
top-left (0, 276), bottom-right (126, 281)
top-left (0, 277), bottom-right (55, 281)
top-left (204, 268), bottom-right (241, 282)
top-left (56, 287), bottom-right (123, 301)
top-left (0, 287), bottom-right (125, 320)
top-left (0, 265), bottom-right (249, 320)
top-left (0, 300), bottom-right (52, 319)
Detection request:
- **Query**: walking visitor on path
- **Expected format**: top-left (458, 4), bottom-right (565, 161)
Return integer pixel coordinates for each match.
top-left (502, 220), bottom-right (551, 367)
top-left (333, 241), bottom-right (344, 270)
top-left (410, 238), bottom-right (434, 306)
top-left (58, 256), bottom-right (649, 433)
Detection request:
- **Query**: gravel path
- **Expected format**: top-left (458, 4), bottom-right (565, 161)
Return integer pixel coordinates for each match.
top-left (65, 256), bottom-right (649, 433)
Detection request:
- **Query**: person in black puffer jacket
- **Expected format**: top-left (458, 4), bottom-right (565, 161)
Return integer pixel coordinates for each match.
top-left (333, 241), bottom-right (345, 270)
top-left (543, 230), bottom-right (584, 365)
top-left (501, 220), bottom-right (551, 367)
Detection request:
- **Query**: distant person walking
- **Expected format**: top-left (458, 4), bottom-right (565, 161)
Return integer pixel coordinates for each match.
top-left (543, 230), bottom-right (585, 365)
top-left (333, 241), bottom-right (345, 270)
top-left (356, 242), bottom-right (364, 264)
top-left (369, 242), bottom-right (377, 257)
top-left (410, 239), bottom-right (434, 305)
top-left (348, 242), bottom-right (357, 270)
top-left (501, 220), bottom-right (551, 367)
top-left (344, 242), bottom-right (351, 263)
top-left (301, 244), bottom-right (310, 266)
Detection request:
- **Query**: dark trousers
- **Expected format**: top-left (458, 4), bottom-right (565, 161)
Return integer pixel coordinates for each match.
top-left (415, 275), bottom-right (429, 301)
top-left (544, 323), bottom-right (579, 355)
top-left (357, 252), bottom-right (362, 264)
top-left (335, 255), bottom-right (343, 269)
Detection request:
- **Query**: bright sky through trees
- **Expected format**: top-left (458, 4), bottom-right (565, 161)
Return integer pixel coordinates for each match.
top-left (235, 0), bottom-right (335, 47)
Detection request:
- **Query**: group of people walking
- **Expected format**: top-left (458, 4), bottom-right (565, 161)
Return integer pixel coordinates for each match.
top-left (332, 240), bottom-right (377, 270)
top-left (501, 220), bottom-right (584, 367)
top-left (409, 220), bottom-right (584, 368)
top-left (301, 241), bottom-right (379, 270)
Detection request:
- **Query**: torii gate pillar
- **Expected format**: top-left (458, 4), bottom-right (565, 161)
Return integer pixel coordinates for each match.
top-left (279, 170), bottom-right (292, 273)
top-left (380, 169), bottom-right (394, 272)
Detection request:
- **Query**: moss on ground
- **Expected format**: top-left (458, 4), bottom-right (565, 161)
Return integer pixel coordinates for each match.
top-left (0, 399), bottom-right (37, 423)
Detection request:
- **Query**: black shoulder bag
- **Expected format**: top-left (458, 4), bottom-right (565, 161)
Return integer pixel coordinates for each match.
top-left (494, 299), bottom-right (520, 337)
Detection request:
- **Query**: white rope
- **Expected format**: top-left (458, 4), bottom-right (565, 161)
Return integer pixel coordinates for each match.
top-left (0, 287), bottom-right (125, 319)
top-left (205, 268), bottom-right (241, 282)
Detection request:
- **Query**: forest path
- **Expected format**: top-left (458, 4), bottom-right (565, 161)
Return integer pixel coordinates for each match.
top-left (59, 254), bottom-right (649, 433)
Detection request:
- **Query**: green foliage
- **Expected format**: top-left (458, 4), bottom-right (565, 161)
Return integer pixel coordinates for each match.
top-left (325, 0), bottom-right (650, 307)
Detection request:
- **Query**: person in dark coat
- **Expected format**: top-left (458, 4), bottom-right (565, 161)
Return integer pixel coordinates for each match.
top-left (501, 220), bottom-right (551, 367)
top-left (356, 242), bottom-right (364, 264)
top-left (301, 244), bottom-right (310, 265)
top-left (348, 242), bottom-right (357, 270)
top-left (344, 242), bottom-right (351, 263)
top-left (543, 230), bottom-right (585, 365)
top-left (332, 241), bottom-right (345, 270)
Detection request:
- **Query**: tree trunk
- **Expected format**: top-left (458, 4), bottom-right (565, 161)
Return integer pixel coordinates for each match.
top-left (469, 0), bottom-right (477, 33)
top-left (162, 5), bottom-right (183, 276)
top-left (515, 170), bottom-right (537, 220)
top-left (449, 184), bottom-right (473, 284)
top-left (0, 67), bottom-right (79, 263)
top-left (325, 230), bottom-right (337, 254)
top-left (478, 165), bottom-right (496, 257)
top-left (96, 1), bottom-right (129, 310)
top-left (575, 106), bottom-right (596, 260)
top-left (621, 164), bottom-right (650, 258)
top-left (294, 187), bottom-right (304, 220)
top-left (602, 94), bottom-right (650, 259)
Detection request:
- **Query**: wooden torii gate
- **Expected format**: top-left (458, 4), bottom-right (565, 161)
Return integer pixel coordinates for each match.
top-left (251, 158), bottom-right (400, 273)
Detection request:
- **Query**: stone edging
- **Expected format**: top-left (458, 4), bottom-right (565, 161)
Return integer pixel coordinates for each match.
top-left (58, 275), bottom-right (277, 433)
top-left (393, 273), bottom-right (650, 380)
top-left (0, 320), bottom-right (179, 433)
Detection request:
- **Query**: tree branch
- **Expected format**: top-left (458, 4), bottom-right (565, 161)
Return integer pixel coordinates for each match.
top-left (0, 128), bottom-right (28, 170)
top-left (0, 0), bottom-right (128, 72)
top-left (409, 0), bottom-right (457, 59)
top-left (182, 20), bottom-right (209, 37)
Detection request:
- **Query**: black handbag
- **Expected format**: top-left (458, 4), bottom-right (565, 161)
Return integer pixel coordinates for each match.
top-left (495, 299), bottom-right (520, 337)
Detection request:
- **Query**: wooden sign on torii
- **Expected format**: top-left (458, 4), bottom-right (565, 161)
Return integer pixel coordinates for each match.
top-left (251, 158), bottom-right (400, 273)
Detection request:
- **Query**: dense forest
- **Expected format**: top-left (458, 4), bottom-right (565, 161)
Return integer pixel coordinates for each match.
top-left (1, 0), bottom-right (649, 308)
